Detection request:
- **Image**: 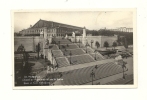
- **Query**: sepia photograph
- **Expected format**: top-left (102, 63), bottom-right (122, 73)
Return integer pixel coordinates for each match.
top-left (12, 9), bottom-right (137, 89)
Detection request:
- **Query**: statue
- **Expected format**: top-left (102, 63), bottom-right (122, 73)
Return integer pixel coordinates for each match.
top-left (65, 34), bottom-right (68, 39)
top-left (45, 39), bottom-right (49, 45)
top-left (72, 32), bottom-right (75, 37)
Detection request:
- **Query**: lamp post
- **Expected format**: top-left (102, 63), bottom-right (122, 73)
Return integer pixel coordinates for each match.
top-left (90, 65), bottom-right (98, 85)
top-left (51, 50), bottom-right (53, 65)
top-left (33, 34), bottom-right (35, 52)
top-left (94, 50), bottom-right (97, 60)
top-left (90, 70), bottom-right (95, 85)
top-left (85, 43), bottom-right (89, 53)
top-left (79, 39), bottom-right (80, 48)
top-left (69, 51), bottom-right (72, 64)
top-left (53, 57), bottom-right (56, 71)
top-left (75, 35), bottom-right (76, 43)
top-left (95, 53), bottom-right (97, 60)
top-left (91, 40), bottom-right (94, 48)
top-left (56, 63), bottom-right (59, 70)
top-left (36, 43), bottom-right (40, 60)
top-left (118, 60), bottom-right (127, 79)
top-left (122, 61), bottom-right (127, 79)
top-left (86, 45), bottom-right (87, 53)
top-left (58, 41), bottom-right (60, 49)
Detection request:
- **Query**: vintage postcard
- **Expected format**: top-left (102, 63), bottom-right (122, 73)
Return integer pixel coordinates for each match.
top-left (12, 9), bottom-right (137, 89)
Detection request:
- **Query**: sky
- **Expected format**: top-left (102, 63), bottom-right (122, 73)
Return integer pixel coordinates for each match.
top-left (14, 11), bottom-right (133, 32)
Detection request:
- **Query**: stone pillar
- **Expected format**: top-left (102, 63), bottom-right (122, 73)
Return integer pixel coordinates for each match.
top-left (82, 27), bottom-right (86, 45)
top-left (49, 35), bottom-right (52, 44)
top-left (42, 39), bottom-right (44, 57)
top-left (83, 26), bottom-right (86, 38)
top-left (44, 27), bottom-right (48, 39)
top-left (72, 32), bottom-right (75, 37)
top-left (40, 31), bottom-right (44, 38)
top-left (65, 34), bottom-right (68, 39)
top-left (41, 27), bottom-right (48, 59)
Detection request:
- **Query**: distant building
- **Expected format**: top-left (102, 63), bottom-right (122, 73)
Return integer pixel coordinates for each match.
top-left (108, 27), bottom-right (133, 32)
top-left (19, 19), bottom-right (83, 37)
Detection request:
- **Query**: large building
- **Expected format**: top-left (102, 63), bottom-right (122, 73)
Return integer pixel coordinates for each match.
top-left (19, 19), bottom-right (83, 37)
top-left (16, 19), bottom-right (120, 55)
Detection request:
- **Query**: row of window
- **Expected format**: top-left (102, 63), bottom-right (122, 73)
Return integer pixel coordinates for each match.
top-left (47, 28), bottom-right (65, 32)
top-left (24, 28), bottom-right (57, 33)
top-left (23, 28), bottom-right (80, 34)
top-left (24, 29), bottom-right (44, 33)
top-left (47, 33), bottom-right (65, 37)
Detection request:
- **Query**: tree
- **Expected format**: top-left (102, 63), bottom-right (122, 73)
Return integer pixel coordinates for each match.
top-left (95, 41), bottom-right (100, 49)
top-left (17, 44), bottom-right (25, 52)
top-left (104, 41), bottom-right (109, 49)
top-left (112, 41), bottom-right (117, 49)
top-left (123, 37), bottom-right (128, 49)
top-left (117, 35), bottom-right (121, 46)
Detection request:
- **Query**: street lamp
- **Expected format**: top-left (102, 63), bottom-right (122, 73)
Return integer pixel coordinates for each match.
top-left (36, 43), bottom-right (40, 60)
top-left (64, 47), bottom-right (67, 56)
top-left (122, 61), bottom-right (127, 79)
top-left (53, 57), bottom-right (56, 71)
top-left (79, 39), bottom-right (80, 48)
top-left (55, 63), bottom-right (59, 70)
top-left (58, 41), bottom-right (60, 49)
top-left (69, 51), bottom-right (72, 64)
top-left (75, 35), bottom-right (76, 43)
top-left (91, 40), bottom-right (94, 48)
top-left (94, 50), bottom-right (97, 60)
top-left (51, 50), bottom-right (54, 65)
top-left (118, 60), bottom-right (127, 79)
top-left (85, 43), bottom-right (88, 53)
top-left (90, 70), bottom-right (95, 85)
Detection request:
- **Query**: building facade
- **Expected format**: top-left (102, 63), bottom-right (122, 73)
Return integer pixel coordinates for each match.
top-left (108, 27), bottom-right (133, 32)
top-left (19, 19), bottom-right (83, 37)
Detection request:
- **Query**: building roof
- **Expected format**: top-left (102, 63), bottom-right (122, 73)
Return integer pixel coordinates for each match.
top-left (32, 19), bottom-right (83, 30)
